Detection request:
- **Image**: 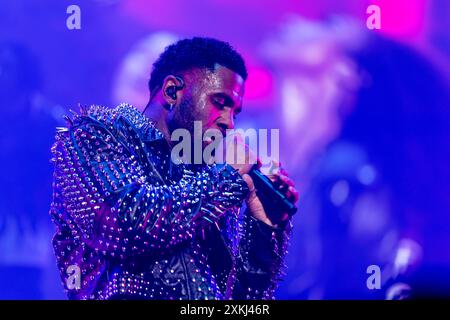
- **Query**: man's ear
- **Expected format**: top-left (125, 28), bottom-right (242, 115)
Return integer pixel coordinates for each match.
top-left (162, 75), bottom-right (185, 105)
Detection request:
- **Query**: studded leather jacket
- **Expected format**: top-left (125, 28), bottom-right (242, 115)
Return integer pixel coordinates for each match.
top-left (49, 104), bottom-right (292, 300)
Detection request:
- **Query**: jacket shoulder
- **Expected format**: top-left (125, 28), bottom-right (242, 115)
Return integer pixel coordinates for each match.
top-left (56, 103), bottom-right (159, 138)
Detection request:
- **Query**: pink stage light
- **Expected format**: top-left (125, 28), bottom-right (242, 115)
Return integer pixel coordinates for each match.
top-left (244, 66), bottom-right (273, 102)
top-left (372, 0), bottom-right (427, 38)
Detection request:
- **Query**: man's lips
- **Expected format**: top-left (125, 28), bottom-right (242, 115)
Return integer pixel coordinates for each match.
top-left (215, 123), bottom-right (228, 136)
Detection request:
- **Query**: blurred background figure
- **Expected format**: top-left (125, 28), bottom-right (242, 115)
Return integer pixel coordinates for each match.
top-left (274, 29), bottom-right (450, 298)
top-left (0, 0), bottom-right (448, 299)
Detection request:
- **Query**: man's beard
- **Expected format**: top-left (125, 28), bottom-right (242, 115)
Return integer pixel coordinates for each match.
top-left (167, 95), bottom-right (222, 166)
top-left (168, 95), bottom-right (198, 135)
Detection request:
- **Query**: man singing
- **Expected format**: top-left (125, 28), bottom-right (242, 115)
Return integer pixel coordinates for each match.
top-left (49, 37), bottom-right (298, 300)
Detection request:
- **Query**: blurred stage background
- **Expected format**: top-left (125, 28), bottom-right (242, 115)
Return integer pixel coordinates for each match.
top-left (0, 0), bottom-right (449, 299)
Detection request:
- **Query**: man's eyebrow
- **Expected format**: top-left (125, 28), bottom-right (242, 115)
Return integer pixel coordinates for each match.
top-left (212, 92), bottom-right (235, 106)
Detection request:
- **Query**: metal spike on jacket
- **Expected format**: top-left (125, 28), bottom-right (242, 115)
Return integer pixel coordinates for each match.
top-left (49, 103), bottom-right (292, 300)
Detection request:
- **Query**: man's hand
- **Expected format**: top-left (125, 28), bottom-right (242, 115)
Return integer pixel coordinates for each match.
top-left (225, 132), bottom-right (259, 175)
top-left (242, 160), bottom-right (298, 227)
top-left (225, 132), bottom-right (298, 227)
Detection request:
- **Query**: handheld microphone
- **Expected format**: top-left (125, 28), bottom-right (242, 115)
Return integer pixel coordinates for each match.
top-left (248, 165), bottom-right (297, 218)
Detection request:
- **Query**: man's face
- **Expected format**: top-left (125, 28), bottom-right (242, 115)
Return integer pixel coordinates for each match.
top-left (169, 64), bottom-right (245, 139)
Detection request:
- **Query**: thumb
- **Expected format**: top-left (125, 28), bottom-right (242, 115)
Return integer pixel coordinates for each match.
top-left (242, 174), bottom-right (256, 196)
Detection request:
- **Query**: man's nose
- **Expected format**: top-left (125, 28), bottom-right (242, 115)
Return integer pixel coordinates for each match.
top-left (220, 109), bottom-right (235, 130)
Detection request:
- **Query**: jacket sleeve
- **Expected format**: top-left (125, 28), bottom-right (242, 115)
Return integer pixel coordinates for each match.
top-left (233, 211), bottom-right (292, 300)
top-left (50, 111), bottom-right (249, 259)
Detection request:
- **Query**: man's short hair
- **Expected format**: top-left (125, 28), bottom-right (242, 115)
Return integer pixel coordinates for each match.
top-left (148, 37), bottom-right (248, 96)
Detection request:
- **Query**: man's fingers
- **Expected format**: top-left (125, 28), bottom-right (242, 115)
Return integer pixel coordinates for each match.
top-left (273, 174), bottom-right (299, 203)
top-left (263, 163), bottom-right (299, 204)
top-left (242, 174), bottom-right (256, 196)
top-left (278, 174), bottom-right (295, 187)
top-left (288, 186), bottom-right (299, 203)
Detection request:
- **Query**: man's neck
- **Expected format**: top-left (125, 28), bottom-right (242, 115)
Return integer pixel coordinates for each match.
top-left (143, 101), bottom-right (172, 146)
